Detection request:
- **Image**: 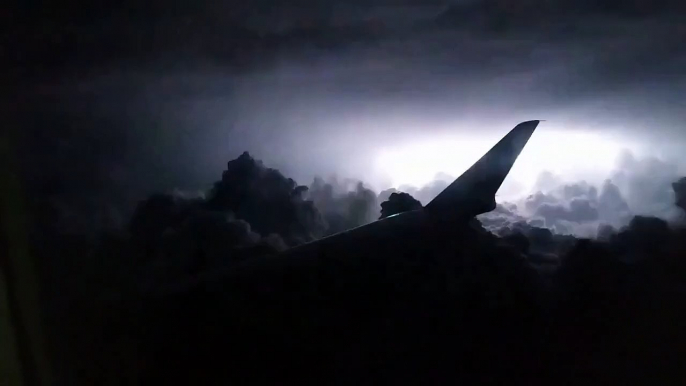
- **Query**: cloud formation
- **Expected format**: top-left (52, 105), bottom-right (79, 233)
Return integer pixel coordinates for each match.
top-left (379, 192), bottom-right (422, 219)
top-left (27, 148), bottom-right (686, 385)
top-left (306, 176), bottom-right (378, 235)
top-left (117, 149), bottom-right (686, 279)
top-left (467, 151), bottom-right (684, 238)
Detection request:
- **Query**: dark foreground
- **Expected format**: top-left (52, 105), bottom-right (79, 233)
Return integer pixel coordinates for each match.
top-left (46, 223), bottom-right (685, 386)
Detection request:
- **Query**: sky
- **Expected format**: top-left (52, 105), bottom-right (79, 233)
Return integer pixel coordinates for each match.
top-left (10, 6), bottom-right (686, 383)
top-left (10, 0), bottom-right (686, 232)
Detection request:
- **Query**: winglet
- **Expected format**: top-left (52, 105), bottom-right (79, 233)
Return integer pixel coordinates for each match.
top-left (425, 120), bottom-right (540, 219)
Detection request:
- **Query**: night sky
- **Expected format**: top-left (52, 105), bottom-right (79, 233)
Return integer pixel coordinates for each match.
top-left (9, 0), bottom-right (686, 233)
top-left (6, 4), bottom-right (686, 384)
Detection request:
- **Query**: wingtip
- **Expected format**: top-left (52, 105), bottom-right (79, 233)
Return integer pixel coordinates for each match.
top-left (512, 120), bottom-right (542, 133)
top-left (517, 119), bottom-right (542, 126)
top-left (424, 119), bottom-right (541, 219)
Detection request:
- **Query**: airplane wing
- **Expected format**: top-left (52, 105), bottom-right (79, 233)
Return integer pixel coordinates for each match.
top-left (425, 120), bottom-right (540, 219)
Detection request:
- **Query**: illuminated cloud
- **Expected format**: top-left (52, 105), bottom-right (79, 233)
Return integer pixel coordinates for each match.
top-left (373, 124), bottom-right (639, 198)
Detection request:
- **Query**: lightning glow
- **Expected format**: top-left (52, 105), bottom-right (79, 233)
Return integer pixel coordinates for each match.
top-left (374, 124), bottom-right (638, 198)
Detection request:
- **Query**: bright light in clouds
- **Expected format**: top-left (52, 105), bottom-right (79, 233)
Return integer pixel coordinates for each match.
top-left (374, 124), bottom-right (636, 198)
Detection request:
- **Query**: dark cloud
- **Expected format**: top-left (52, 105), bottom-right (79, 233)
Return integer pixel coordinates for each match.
top-left (536, 198), bottom-right (599, 225)
top-left (673, 177), bottom-right (686, 214)
top-left (523, 192), bottom-right (558, 213)
top-left (16, 0), bottom-right (686, 151)
top-left (610, 152), bottom-right (683, 218)
top-left (561, 181), bottom-right (597, 202)
top-left (516, 185), bottom-right (604, 236)
top-left (12, 4), bottom-right (685, 228)
top-left (478, 203), bottom-right (528, 233)
top-left (611, 215), bottom-right (671, 262)
top-left (24, 146), bottom-right (686, 384)
top-left (205, 151), bottom-right (326, 245)
top-left (306, 176), bottom-right (378, 235)
top-left (379, 192), bottom-right (423, 219)
top-left (598, 179), bottom-right (632, 225)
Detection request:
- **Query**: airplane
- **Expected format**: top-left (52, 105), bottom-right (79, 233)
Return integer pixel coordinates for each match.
top-left (130, 120), bottom-right (544, 384)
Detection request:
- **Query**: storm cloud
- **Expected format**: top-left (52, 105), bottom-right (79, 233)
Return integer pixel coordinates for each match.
top-left (9, 2), bottom-right (686, 384)
top-left (11, 1), bottom-right (686, 208)
top-left (23, 148), bottom-right (686, 385)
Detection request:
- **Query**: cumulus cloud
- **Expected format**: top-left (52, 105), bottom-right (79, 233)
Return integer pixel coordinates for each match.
top-left (470, 151), bottom-right (684, 238)
top-left (24, 143), bottom-right (686, 290)
top-left (379, 192), bottom-right (422, 219)
top-left (206, 151), bottom-right (327, 245)
top-left (610, 151), bottom-right (683, 219)
top-left (122, 152), bottom-right (351, 284)
top-left (306, 176), bottom-right (378, 235)
top-left (371, 150), bottom-right (683, 240)
top-left (673, 177), bottom-right (686, 215)
top-left (535, 197), bottom-right (598, 225)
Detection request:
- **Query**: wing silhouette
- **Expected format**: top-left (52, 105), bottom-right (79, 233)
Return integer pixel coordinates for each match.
top-left (425, 120), bottom-right (540, 219)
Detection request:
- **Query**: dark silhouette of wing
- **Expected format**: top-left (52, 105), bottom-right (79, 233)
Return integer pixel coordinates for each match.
top-left (425, 120), bottom-right (540, 220)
